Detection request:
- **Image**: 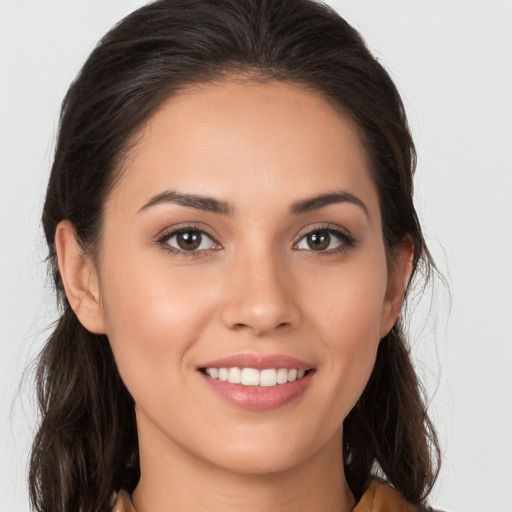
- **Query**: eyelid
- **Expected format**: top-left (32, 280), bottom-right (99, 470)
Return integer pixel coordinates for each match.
top-left (293, 223), bottom-right (357, 252)
top-left (155, 222), bottom-right (219, 242)
top-left (155, 223), bottom-right (222, 256)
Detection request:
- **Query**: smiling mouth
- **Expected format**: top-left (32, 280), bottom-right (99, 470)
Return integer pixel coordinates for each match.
top-left (199, 367), bottom-right (313, 387)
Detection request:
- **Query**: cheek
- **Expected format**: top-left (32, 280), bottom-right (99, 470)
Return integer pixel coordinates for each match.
top-left (301, 253), bottom-right (387, 407)
top-left (97, 252), bottom-right (217, 400)
top-left (304, 251), bottom-right (388, 342)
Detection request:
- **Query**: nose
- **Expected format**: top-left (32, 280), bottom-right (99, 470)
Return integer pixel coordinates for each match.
top-left (220, 251), bottom-right (301, 336)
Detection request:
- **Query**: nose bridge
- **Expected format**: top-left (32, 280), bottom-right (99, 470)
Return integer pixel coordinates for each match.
top-left (220, 242), bottom-right (300, 335)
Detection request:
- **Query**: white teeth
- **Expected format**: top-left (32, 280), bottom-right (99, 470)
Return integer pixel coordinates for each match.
top-left (260, 369), bottom-right (277, 387)
top-left (204, 367), bottom-right (308, 386)
top-left (276, 368), bottom-right (288, 384)
top-left (228, 367), bottom-right (241, 384)
top-left (241, 368), bottom-right (260, 386)
top-left (207, 368), bottom-right (219, 379)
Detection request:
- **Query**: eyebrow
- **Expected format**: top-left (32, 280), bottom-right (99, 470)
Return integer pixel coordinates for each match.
top-left (290, 191), bottom-right (369, 218)
top-left (138, 189), bottom-right (369, 218)
top-left (138, 190), bottom-right (234, 215)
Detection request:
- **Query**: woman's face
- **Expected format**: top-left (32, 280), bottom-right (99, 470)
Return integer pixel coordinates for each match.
top-left (89, 80), bottom-right (405, 474)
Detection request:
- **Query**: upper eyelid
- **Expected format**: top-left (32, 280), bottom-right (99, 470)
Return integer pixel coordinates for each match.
top-left (156, 223), bottom-right (220, 243)
top-left (294, 223), bottom-right (352, 241)
top-left (165, 230), bottom-right (215, 244)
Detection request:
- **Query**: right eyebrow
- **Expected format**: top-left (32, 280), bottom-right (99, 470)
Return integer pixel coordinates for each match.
top-left (137, 190), bottom-right (234, 216)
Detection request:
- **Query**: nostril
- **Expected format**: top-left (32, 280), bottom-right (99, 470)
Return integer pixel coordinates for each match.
top-left (220, 293), bottom-right (301, 335)
top-left (230, 321), bottom-right (292, 336)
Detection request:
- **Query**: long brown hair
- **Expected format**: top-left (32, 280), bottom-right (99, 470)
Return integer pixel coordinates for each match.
top-left (30, 1), bottom-right (440, 510)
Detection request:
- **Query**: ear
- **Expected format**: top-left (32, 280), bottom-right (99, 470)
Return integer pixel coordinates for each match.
top-left (380, 237), bottom-right (414, 338)
top-left (55, 220), bottom-right (107, 334)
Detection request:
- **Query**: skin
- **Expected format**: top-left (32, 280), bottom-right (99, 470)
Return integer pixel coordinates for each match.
top-left (56, 80), bottom-right (411, 512)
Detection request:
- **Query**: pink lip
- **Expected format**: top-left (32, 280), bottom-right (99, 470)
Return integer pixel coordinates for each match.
top-left (197, 353), bottom-right (315, 411)
top-left (198, 353), bottom-right (313, 371)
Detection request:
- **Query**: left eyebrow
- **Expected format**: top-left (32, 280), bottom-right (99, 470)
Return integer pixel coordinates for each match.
top-left (290, 191), bottom-right (370, 219)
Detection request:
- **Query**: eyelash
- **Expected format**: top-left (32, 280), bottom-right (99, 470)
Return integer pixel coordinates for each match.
top-left (156, 224), bottom-right (219, 258)
top-left (156, 224), bottom-right (357, 257)
top-left (294, 224), bottom-right (357, 255)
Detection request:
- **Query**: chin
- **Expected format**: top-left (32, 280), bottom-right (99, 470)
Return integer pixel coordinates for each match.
top-left (213, 451), bottom-right (306, 476)
top-left (201, 428), bottom-right (334, 476)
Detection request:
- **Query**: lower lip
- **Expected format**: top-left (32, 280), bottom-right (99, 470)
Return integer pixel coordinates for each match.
top-left (199, 371), bottom-right (314, 411)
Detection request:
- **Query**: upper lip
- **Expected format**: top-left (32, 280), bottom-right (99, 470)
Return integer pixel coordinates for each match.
top-left (198, 353), bottom-right (313, 371)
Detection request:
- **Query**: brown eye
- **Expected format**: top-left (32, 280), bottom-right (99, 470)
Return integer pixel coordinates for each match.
top-left (176, 230), bottom-right (202, 250)
top-left (163, 229), bottom-right (217, 252)
top-left (306, 231), bottom-right (331, 251)
top-left (295, 228), bottom-right (354, 253)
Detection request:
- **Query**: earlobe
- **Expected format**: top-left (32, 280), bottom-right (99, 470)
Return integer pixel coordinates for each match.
top-left (380, 238), bottom-right (414, 338)
top-left (55, 220), bottom-right (107, 334)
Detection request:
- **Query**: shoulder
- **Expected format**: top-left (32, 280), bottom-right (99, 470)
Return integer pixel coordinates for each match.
top-left (352, 480), bottom-right (443, 512)
top-left (112, 482), bottom-right (448, 512)
top-left (112, 489), bottom-right (136, 512)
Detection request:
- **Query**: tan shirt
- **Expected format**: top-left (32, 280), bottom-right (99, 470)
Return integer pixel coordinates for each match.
top-left (112, 480), bottom-right (419, 512)
top-left (352, 480), bottom-right (419, 511)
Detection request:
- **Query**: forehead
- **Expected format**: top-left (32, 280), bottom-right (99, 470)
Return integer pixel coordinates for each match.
top-left (109, 79), bottom-right (378, 218)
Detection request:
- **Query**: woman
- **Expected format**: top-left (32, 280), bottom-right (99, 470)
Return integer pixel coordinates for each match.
top-left (30, 0), bottom-right (440, 511)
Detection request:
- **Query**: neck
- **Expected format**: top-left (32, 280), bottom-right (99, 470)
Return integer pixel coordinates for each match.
top-left (132, 415), bottom-right (355, 512)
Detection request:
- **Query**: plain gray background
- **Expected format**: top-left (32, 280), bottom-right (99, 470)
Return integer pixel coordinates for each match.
top-left (1, 1), bottom-right (511, 511)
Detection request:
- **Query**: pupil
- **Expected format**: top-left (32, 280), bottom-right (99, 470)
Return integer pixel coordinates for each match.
top-left (177, 231), bottom-right (201, 250)
top-left (308, 231), bottom-right (330, 250)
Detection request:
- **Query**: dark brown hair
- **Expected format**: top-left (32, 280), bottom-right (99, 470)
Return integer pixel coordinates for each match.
top-left (30, 0), bottom-right (440, 510)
